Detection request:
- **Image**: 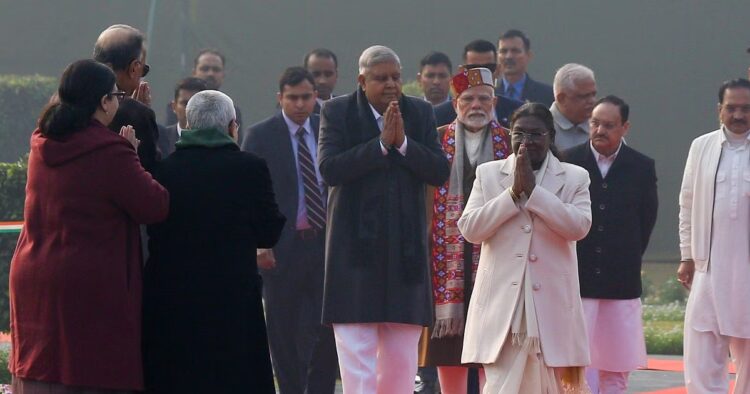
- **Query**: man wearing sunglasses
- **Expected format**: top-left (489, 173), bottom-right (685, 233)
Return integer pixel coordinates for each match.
top-left (94, 24), bottom-right (160, 173)
top-left (434, 39), bottom-right (523, 128)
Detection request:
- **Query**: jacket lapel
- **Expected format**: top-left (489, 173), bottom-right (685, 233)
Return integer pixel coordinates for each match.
top-left (540, 154), bottom-right (565, 196)
top-left (355, 88), bottom-right (382, 141)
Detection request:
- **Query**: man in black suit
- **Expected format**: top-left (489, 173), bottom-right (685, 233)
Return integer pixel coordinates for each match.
top-left (242, 67), bottom-right (338, 394)
top-left (94, 24), bottom-right (160, 172)
top-left (158, 77), bottom-right (207, 157)
top-left (304, 48), bottom-right (339, 114)
top-left (318, 45), bottom-right (449, 393)
top-left (495, 29), bottom-right (554, 107)
top-left (144, 90), bottom-right (285, 393)
top-left (563, 96), bottom-right (657, 394)
top-left (434, 40), bottom-right (522, 127)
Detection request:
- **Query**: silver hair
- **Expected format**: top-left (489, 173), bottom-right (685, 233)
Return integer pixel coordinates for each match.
top-left (553, 63), bottom-right (595, 96)
top-left (185, 90), bottom-right (236, 133)
top-left (358, 45), bottom-right (401, 75)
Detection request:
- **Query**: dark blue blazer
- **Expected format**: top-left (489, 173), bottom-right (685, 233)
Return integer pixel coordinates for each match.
top-left (495, 74), bottom-right (555, 107)
top-left (241, 112), bottom-right (321, 275)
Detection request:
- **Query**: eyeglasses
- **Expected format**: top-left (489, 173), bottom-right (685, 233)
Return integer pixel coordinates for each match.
top-left (510, 130), bottom-right (550, 141)
top-left (107, 90), bottom-right (127, 100)
top-left (141, 63), bottom-right (150, 77)
top-left (462, 63), bottom-right (497, 73)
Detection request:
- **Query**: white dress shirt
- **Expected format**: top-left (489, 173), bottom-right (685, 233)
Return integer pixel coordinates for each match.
top-left (590, 141), bottom-right (622, 178)
top-left (369, 104), bottom-right (408, 155)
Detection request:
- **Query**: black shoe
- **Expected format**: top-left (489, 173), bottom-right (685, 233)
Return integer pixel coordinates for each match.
top-left (414, 374), bottom-right (437, 394)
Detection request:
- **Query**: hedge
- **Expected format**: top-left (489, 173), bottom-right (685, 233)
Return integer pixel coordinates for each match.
top-left (0, 74), bottom-right (57, 162)
top-left (0, 156), bottom-right (28, 331)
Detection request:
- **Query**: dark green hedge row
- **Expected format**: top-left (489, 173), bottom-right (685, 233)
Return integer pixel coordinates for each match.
top-left (0, 74), bottom-right (56, 162)
top-left (0, 156), bottom-right (28, 332)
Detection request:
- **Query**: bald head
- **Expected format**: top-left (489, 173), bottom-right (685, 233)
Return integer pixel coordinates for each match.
top-left (93, 24), bottom-right (144, 72)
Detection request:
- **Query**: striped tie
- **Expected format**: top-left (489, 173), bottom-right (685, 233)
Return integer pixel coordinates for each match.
top-left (296, 127), bottom-right (326, 229)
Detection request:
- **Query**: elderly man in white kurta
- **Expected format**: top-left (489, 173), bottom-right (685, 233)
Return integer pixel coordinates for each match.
top-left (678, 78), bottom-right (750, 394)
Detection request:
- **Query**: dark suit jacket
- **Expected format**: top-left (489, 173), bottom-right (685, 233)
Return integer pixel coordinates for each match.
top-left (144, 141), bottom-right (284, 393)
top-left (563, 142), bottom-right (658, 299)
top-left (110, 97), bottom-right (159, 172)
top-left (495, 74), bottom-right (555, 107)
top-left (318, 88), bottom-right (449, 326)
top-left (433, 94), bottom-right (523, 128)
top-left (157, 124), bottom-right (178, 158)
top-left (241, 112), bottom-right (321, 276)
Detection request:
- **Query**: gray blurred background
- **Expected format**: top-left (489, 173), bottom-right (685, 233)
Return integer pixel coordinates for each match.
top-left (1, 0), bottom-right (749, 262)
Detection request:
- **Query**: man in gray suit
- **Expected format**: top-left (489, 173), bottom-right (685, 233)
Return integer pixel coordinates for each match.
top-left (550, 63), bottom-right (598, 150)
top-left (158, 77), bottom-right (207, 157)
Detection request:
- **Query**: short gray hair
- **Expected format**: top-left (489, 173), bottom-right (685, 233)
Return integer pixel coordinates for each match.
top-left (553, 63), bottom-right (595, 96)
top-left (186, 90), bottom-right (236, 133)
top-left (358, 45), bottom-right (401, 75)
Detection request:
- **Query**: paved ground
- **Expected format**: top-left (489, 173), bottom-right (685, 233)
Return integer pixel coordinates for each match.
top-left (319, 355), bottom-right (737, 394)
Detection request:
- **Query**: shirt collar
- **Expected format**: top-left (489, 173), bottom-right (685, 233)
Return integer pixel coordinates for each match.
top-left (502, 74), bottom-right (527, 94)
top-left (590, 140), bottom-right (623, 162)
top-left (550, 102), bottom-right (589, 133)
top-left (281, 110), bottom-right (312, 137)
top-left (176, 123), bottom-right (183, 137)
top-left (369, 103), bottom-right (383, 122)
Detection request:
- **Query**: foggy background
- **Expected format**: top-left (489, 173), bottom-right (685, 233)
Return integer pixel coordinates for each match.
top-left (1, 0), bottom-right (749, 261)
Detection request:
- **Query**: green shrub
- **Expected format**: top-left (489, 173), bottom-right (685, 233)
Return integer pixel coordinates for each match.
top-left (0, 74), bottom-right (57, 162)
top-left (644, 320), bottom-right (683, 355)
top-left (0, 155), bottom-right (28, 332)
top-left (0, 347), bottom-right (9, 384)
top-left (401, 80), bottom-right (422, 98)
top-left (642, 302), bottom-right (685, 321)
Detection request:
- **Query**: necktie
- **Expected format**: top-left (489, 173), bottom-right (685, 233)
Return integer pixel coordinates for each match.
top-left (506, 85), bottom-right (517, 100)
top-left (296, 127), bottom-right (326, 229)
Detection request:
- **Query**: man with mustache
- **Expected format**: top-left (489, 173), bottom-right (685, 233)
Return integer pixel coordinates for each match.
top-left (318, 45), bottom-right (450, 394)
top-left (551, 63), bottom-right (597, 150)
top-left (421, 67), bottom-right (511, 393)
top-left (417, 51), bottom-right (452, 107)
top-left (495, 29), bottom-right (554, 107)
top-left (564, 96), bottom-right (657, 393)
top-left (678, 78), bottom-right (750, 393)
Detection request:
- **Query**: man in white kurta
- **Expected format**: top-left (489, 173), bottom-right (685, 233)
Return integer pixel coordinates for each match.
top-left (678, 78), bottom-right (750, 394)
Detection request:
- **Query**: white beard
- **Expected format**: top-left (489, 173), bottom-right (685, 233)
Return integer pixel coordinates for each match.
top-left (459, 113), bottom-right (491, 131)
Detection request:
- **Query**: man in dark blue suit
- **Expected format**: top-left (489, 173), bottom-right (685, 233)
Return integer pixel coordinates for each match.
top-left (242, 67), bottom-right (338, 394)
top-left (434, 40), bottom-right (522, 127)
top-left (495, 29), bottom-right (554, 107)
top-left (157, 77), bottom-right (207, 158)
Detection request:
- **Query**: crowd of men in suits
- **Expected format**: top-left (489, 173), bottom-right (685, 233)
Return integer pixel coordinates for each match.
top-left (97, 22), bottom-right (750, 394)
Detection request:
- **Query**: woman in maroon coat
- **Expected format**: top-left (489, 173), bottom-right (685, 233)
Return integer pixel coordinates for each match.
top-left (9, 59), bottom-right (169, 393)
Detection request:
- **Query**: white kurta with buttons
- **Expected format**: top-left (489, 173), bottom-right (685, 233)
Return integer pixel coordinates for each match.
top-left (458, 152), bottom-right (592, 366)
top-left (685, 128), bottom-right (750, 338)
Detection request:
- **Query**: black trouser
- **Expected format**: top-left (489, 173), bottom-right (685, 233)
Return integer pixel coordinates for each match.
top-left (263, 230), bottom-right (338, 394)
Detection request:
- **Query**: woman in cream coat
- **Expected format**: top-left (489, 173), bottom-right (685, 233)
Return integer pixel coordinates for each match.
top-left (458, 103), bottom-right (592, 393)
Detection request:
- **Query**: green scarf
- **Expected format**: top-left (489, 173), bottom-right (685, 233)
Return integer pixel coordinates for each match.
top-left (175, 127), bottom-right (237, 149)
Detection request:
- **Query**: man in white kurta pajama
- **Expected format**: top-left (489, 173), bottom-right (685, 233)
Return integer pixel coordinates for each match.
top-left (678, 78), bottom-right (750, 394)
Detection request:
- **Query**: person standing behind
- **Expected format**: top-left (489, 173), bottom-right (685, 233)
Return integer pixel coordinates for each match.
top-left (94, 24), bottom-right (160, 172)
top-left (164, 49), bottom-right (243, 128)
top-left (304, 48), bottom-right (339, 114)
top-left (422, 67), bottom-right (512, 394)
top-left (143, 90), bottom-right (285, 393)
top-left (550, 63), bottom-right (597, 150)
top-left (10, 59), bottom-right (169, 393)
top-left (417, 51), bottom-right (452, 107)
top-left (564, 96), bottom-right (657, 393)
top-left (678, 78), bottom-right (750, 394)
top-left (495, 29), bottom-right (554, 107)
top-left (318, 45), bottom-right (450, 394)
top-left (242, 67), bottom-right (338, 394)
top-left (158, 77), bottom-right (207, 157)
top-left (434, 40), bottom-right (522, 127)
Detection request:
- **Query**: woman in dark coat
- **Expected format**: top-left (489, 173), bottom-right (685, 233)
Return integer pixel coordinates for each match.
top-left (9, 59), bottom-right (169, 393)
top-left (143, 90), bottom-right (285, 394)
